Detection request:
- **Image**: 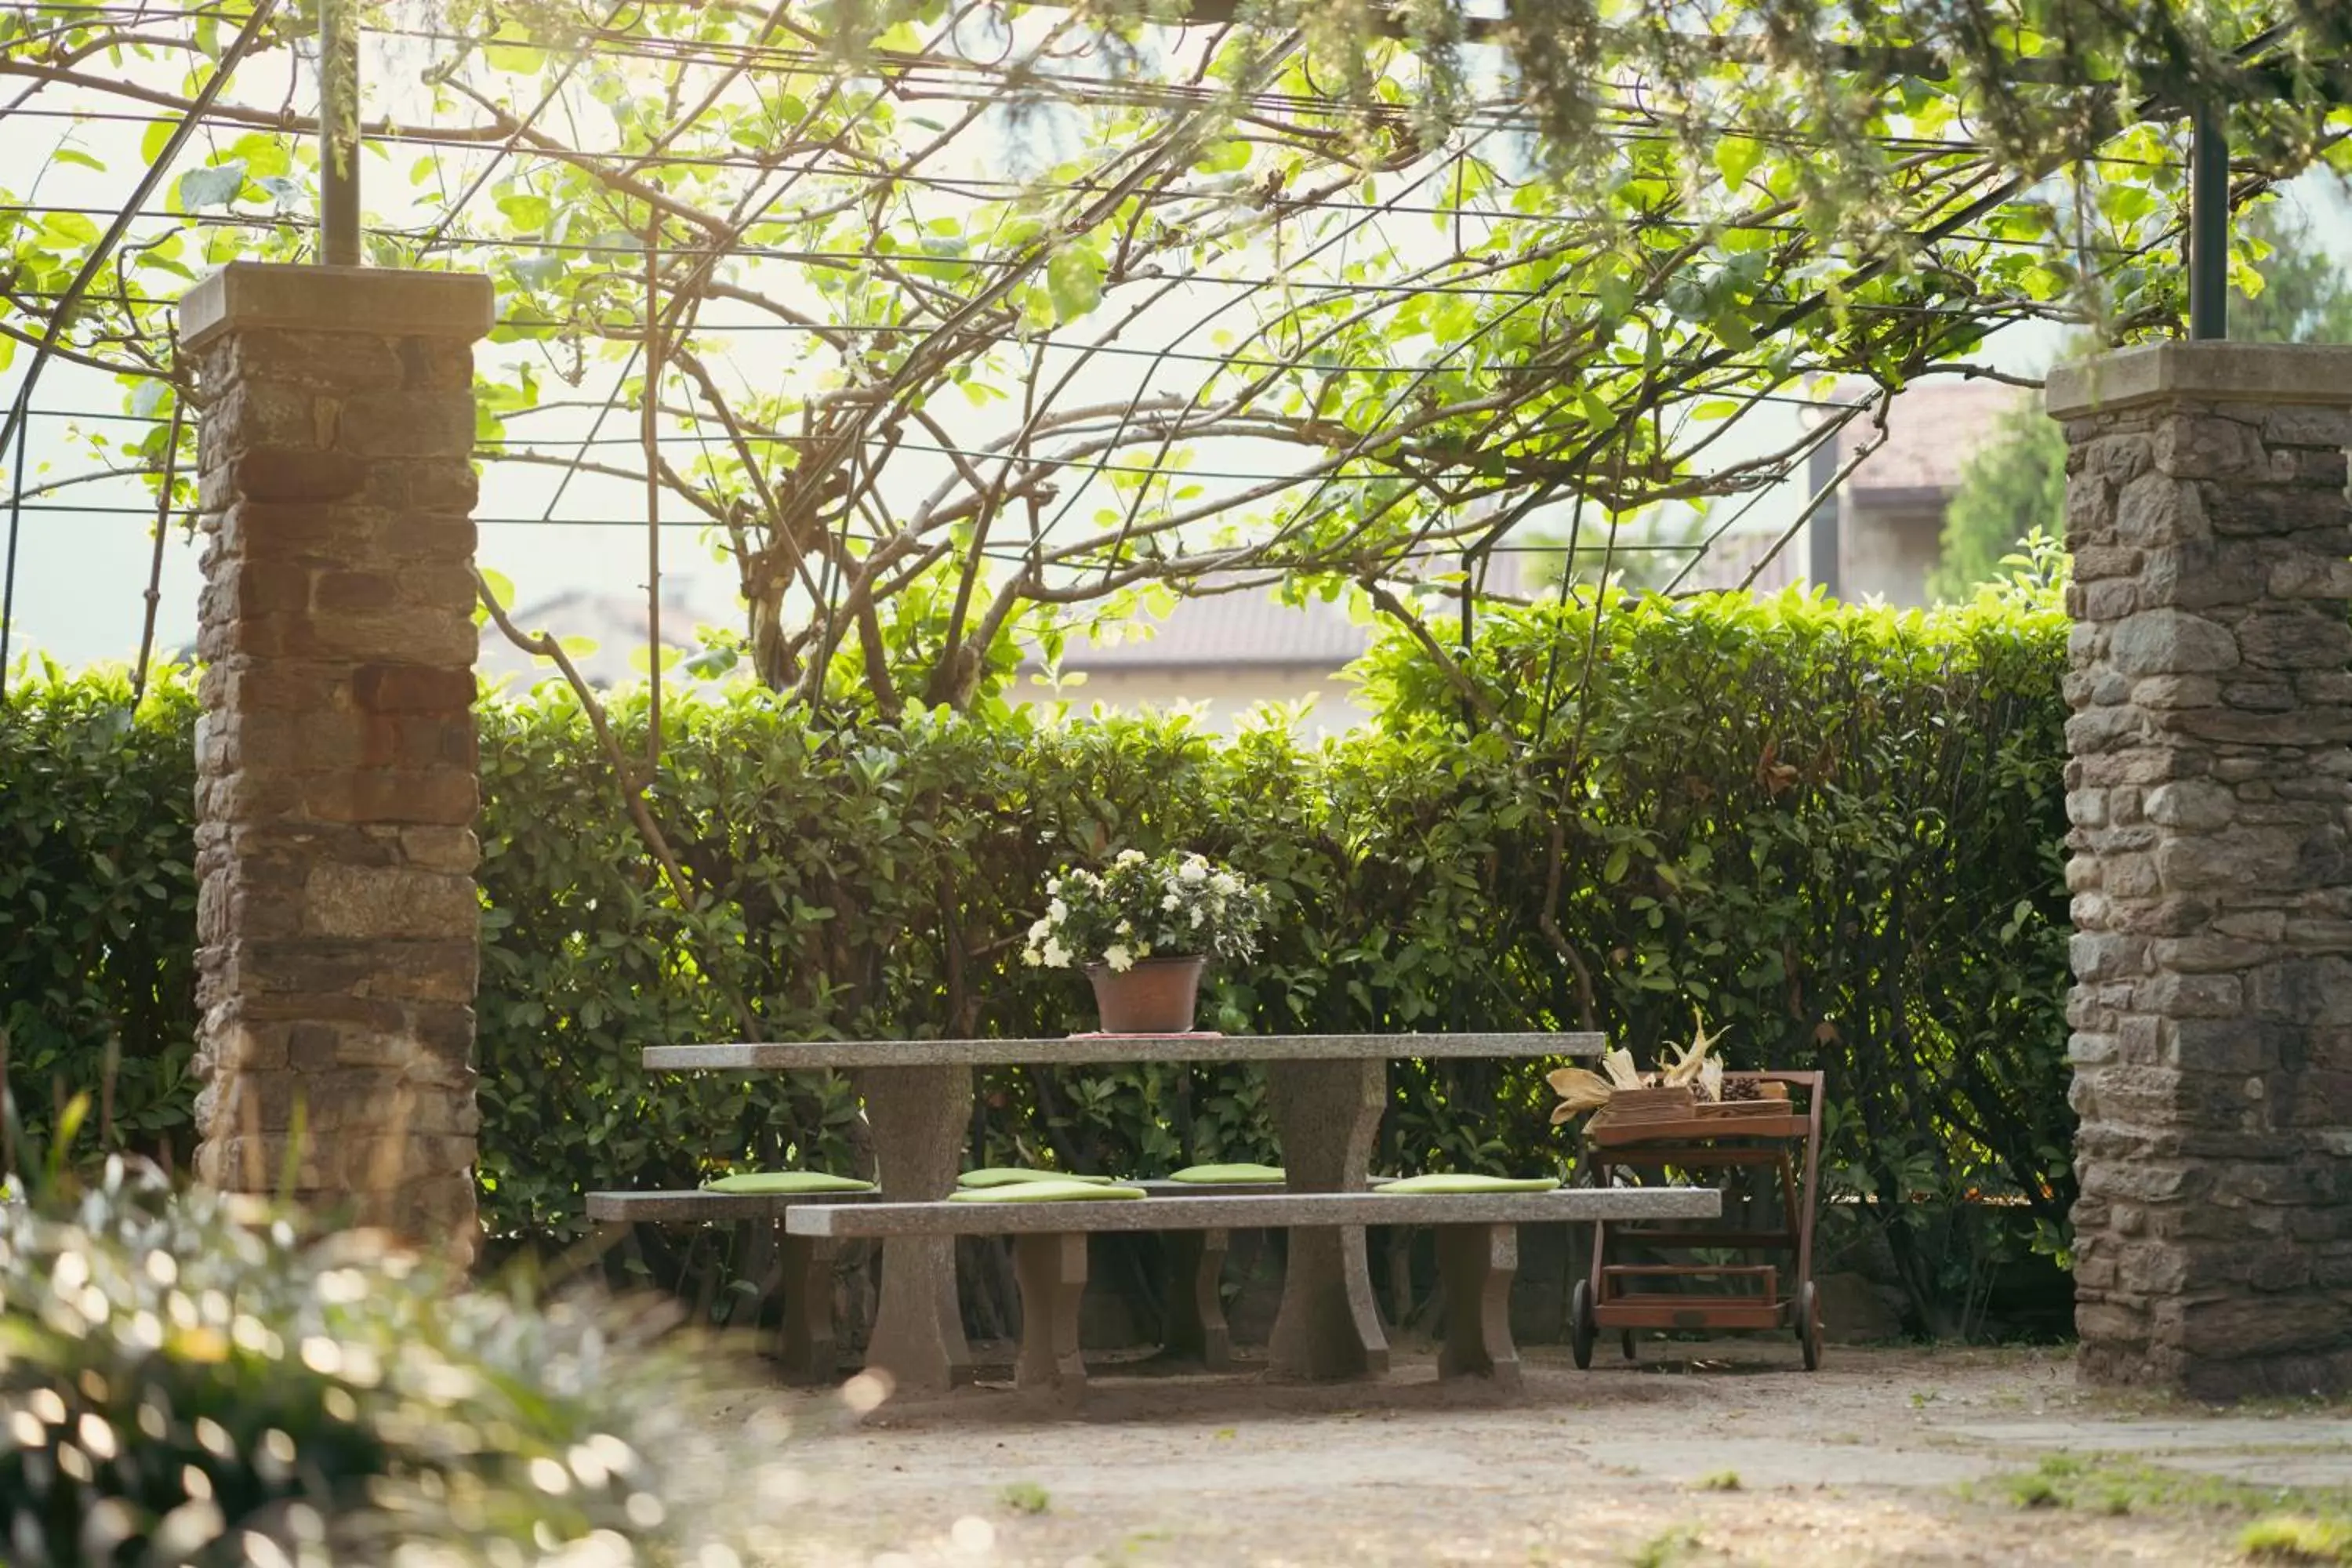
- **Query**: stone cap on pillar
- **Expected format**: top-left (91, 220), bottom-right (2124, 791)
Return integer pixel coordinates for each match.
top-left (2047, 340), bottom-right (2352, 419)
top-left (180, 263), bottom-right (494, 352)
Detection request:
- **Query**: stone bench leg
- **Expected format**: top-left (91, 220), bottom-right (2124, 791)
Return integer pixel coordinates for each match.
top-left (778, 1232), bottom-right (840, 1385)
top-left (1161, 1228), bottom-right (1233, 1370)
top-left (1435, 1223), bottom-right (1521, 1390)
top-left (1013, 1232), bottom-right (1089, 1401)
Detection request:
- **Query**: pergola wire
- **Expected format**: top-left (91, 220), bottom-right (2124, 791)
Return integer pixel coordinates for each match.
top-left (0, 0), bottom-right (2256, 715)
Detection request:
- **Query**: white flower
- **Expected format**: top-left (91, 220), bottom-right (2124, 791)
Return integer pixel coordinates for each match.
top-left (1046, 876), bottom-right (1062, 894)
top-left (1048, 898), bottom-right (1067, 920)
top-left (1178, 858), bottom-right (1207, 883)
top-left (1103, 944), bottom-right (1134, 972)
top-left (1211, 872), bottom-right (1239, 894)
top-left (1042, 938), bottom-right (1071, 968)
top-left (1162, 893), bottom-right (1181, 911)
top-left (1029, 916), bottom-right (1052, 940)
top-left (1116, 918), bottom-right (1132, 934)
top-left (1116, 849), bottom-right (1145, 866)
top-left (1192, 906), bottom-right (1205, 927)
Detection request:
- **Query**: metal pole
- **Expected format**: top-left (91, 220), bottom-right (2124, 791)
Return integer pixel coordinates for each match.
top-left (318, 0), bottom-right (361, 266)
top-left (644, 227), bottom-right (662, 772)
top-left (2189, 103), bottom-right (2228, 340)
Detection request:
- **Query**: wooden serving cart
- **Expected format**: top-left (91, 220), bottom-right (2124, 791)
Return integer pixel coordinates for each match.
top-left (1570, 1070), bottom-right (1826, 1370)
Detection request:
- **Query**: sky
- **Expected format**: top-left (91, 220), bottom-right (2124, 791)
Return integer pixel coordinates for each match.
top-left (5, 28), bottom-right (2350, 674)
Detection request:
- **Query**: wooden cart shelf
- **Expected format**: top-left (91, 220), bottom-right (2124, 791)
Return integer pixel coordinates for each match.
top-left (1571, 1070), bottom-right (1827, 1371)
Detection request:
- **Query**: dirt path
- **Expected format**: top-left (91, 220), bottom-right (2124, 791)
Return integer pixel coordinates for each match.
top-left (675, 1345), bottom-right (2352, 1567)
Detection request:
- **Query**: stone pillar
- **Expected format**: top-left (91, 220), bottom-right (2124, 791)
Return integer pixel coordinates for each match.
top-left (2053, 341), bottom-right (2352, 1399)
top-left (180, 263), bottom-right (493, 1264)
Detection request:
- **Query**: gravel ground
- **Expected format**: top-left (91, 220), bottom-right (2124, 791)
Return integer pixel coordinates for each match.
top-left (674, 1343), bottom-right (2352, 1568)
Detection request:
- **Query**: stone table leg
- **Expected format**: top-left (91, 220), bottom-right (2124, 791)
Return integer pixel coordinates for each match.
top-left (1266, 1058), bottom-right (1390, 1380)
top-left (1013, 1231), bottom-right (1089, 1403)
top-left (1435, 1223), bottom-right (1522, 1390)
top-left (1160, 1228), bottom-right (1233, 1370)
top-left (851, 1065), bottom-right (975, 1396)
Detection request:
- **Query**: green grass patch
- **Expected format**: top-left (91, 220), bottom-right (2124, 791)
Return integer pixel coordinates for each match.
top-left (1000, 1481), bottom-right (1051, 1515)
top-left (2242, 1515), bottom-right (2352, 1564)
top-left (1971, 1452), bottom-right (2352, 1535)
top-left (1625, 1525), bottom-right (1704, 1568)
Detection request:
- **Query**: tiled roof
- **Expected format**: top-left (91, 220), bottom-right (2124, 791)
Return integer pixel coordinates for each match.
top-left (1048, 586), bottom-right (1373, 672)
top-left (1836, 380), bottom-right (2030, 500)
top-left (477, 590), bottom-right (716, 688)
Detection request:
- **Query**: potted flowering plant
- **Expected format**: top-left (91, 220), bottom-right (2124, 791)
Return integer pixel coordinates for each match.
top-left (1022, 849), bottom-right (1272, 1033)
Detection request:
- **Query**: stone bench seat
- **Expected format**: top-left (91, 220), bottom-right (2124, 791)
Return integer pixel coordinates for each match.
top-left (583, 1183), bottom-right (1280, 1378)
top-left (586, 1188), bottom-right (887, 1223)
top-left (789, 1186), bottom-right (1719, 1398)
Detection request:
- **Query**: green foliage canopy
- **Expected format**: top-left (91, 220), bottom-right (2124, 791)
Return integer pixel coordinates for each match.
top-left (3, 0), bottom-right (2344, 711)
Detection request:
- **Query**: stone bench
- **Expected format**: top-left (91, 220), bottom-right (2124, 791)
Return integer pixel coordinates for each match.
top-left (586, 1182), bottom-right (1274, 1379)
top-left (586, 1188), bottom-right (884, 1382)
top-left (787, 1186), bottom-right (1719, 1398)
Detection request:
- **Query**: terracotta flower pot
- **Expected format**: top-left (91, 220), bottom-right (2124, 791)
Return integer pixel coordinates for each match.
top-left (1084, 955), bottom-right (1207, 1034)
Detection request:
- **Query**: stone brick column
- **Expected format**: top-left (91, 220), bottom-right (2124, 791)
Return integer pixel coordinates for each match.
top-left (179, 263), bottom-right (492, 1264)
top-left (2053, 341), bottom-right (2352, 1399)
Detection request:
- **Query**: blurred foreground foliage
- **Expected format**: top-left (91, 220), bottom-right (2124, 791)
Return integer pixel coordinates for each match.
top-left (0, 1157), bottom-right (690, 1566)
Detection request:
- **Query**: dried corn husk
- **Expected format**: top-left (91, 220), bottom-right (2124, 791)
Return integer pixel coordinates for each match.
top-left (1546, 1066), bottom-right (1615, 1120)
top-left (1601, 1047), bottom-right (1642, 1091)
top-left (1660, 1018), bottom-right (1725, 1087)
top-left (1658, 1014), bottom-right (1729, 1102)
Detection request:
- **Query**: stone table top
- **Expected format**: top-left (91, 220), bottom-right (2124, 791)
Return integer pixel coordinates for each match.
top-left (644, 1031), bottom-right (1603, 1073)
top-left (783, 1185), bottom-right (1718, 1237)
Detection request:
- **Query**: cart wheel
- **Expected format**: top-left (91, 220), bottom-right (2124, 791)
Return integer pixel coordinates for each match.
top-left (1570, 1281), bottom-right (1596, 1370)
top-left (1797, 1280), bottom-right (1822, 1372)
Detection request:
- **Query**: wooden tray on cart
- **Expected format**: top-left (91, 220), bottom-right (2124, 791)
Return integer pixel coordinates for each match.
top-left (1571, 1070), bottom-right (1826, 1370)
top-left (1587, 1098), bottom-right (1809, 1145)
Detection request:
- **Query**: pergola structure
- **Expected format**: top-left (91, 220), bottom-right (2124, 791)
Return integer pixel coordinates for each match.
top-left (0, 0), bottom-right (2347, 1392)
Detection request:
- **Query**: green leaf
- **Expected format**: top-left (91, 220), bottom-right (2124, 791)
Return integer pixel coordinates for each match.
top-left (498, 193), bottom-right (552, 230)
top-left (474, 567), bottom-right (515, 629)
top-left (38, 211), bottom-right (100, 251)
top-left (49, 148), bottom-right (106, 174)
top-left (1713, 136), bottom-right (1764, 193)
top-left (176, 162), bottom-right (247, 211)
top-left (1045, 244), bottom-right (1105, 324)
top-left (1193, 139), bottom-right (1250, 175)
top-left (484, 30), bottom-right (546, 74)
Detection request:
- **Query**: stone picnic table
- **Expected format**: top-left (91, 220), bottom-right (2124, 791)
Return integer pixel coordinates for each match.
top-left (644, 1031), bottom-right (1602, 1393)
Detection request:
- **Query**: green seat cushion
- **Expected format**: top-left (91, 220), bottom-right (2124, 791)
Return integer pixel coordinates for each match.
top-left (1374, 1174), bottom-right (1560, 1194)
top-left (948, 1179), bottom-right (1149, 1204)
top-left (702, 1171), bottom-right (876, 1195)
top-left (1168, 1162), bottom-right (1287, 1185)
top-left (958, 1167), bottom-right (1121, 1189)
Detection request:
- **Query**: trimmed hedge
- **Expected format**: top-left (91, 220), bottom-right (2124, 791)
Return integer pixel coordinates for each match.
top-left (0, 586), bottom-right (2073, 1327)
